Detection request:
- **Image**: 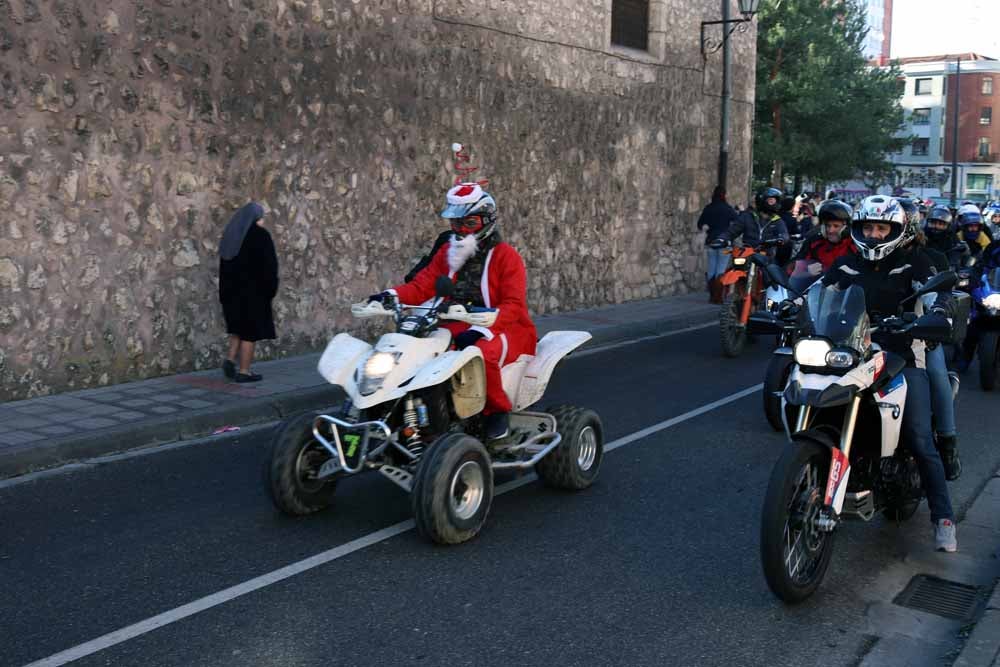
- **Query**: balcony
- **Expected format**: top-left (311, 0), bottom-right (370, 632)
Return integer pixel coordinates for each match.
top-left (971, 152), bottom-right (999, 163)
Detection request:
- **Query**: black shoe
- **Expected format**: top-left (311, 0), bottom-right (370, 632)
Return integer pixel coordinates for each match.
top-left (485, 412), bottom-right (510, 440)
top-left (937, 435), bottom-right (962, 481)
top-left (222, 359), bottom-right (237, 380)
top-left (235, 372), bottom-right (262, 383)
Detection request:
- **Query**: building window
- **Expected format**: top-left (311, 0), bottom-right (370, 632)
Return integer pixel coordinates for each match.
top-left (982, 107), bottom-right (993, 126)
top-left (984, 77), bottom-right (994, 95)
top-left (912, 138), bottom-right (929, 156)
top-left (967, 174), bottom-right (994, 191)
top-left (912, 108), bottom-right (931, 125)
top-left (915, 78), bottom-right (933, 95)
top-left (978, 137), bottom-right (991, 158)
top-left (611, 0), bottom-right (649, 51)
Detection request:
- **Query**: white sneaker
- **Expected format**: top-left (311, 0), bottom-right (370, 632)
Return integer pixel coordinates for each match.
top-left (935, 519), bottom-right (958, 552)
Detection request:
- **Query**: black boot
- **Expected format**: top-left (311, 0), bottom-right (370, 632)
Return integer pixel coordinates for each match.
top-left (937, 434), bottom-right (962, 481)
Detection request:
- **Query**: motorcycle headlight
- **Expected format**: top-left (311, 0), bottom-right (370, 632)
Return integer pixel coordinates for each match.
top-left (983, 294), bottom-right (1000, 310)
top-left (825, 349), bottom-right (857, 369)
top-left (766, 298), bottom-right (776, 311)
top-left (732, 257), bottom-right (747, 266)
top-left (794, 339), bottom-right (832, 367)
top-left (358, 351), bottom-right (398, 395)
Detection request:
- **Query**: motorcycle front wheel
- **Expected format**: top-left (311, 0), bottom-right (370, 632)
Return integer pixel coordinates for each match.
top-left (720, 288), bottom-right (748, 358)
top-left (760, 434), bottom-right (836, 603)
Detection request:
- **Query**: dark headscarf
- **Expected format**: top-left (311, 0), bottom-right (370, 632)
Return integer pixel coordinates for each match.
top-left (218, 202), bottom-right (264, 260)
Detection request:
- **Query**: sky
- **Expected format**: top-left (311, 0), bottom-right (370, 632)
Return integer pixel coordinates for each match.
top-left (891, 0), bottom-right (1000, 60)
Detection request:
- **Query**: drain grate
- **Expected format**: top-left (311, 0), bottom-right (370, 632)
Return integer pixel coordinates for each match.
top-left (893, 574), bottom-right (982, 621)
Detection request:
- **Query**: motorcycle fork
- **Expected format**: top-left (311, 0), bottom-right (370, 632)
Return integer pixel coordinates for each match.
top-left (818, 395), bottom-right (862, 530)
top-left (739, 264), bottom-right (757, 325)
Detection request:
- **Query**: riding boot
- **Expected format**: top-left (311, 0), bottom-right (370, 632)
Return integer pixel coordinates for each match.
top-left (936, 434), bottom-right (962, 481)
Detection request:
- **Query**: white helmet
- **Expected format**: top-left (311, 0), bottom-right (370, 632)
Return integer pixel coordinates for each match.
top-left (851, 195), bottom-right (911, 261)
top-left (440, 182), bottom-right (498, 242)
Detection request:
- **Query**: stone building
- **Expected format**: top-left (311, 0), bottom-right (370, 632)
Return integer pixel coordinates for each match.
top-left (0, 0), bottom-right (755, 400)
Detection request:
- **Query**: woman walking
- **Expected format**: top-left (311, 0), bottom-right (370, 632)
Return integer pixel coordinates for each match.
top-left (218, 202), bottom-right (279, 383)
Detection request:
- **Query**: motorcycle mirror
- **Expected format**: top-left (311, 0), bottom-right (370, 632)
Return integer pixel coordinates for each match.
top-left (748, 254), bottom-right (769, 267)
top-left (902, 271), bottom-right (957, 306)
top-left (434, 276), bottom-right (455, 299)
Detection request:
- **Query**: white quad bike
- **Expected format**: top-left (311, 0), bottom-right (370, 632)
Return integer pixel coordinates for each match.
top-left (266, 277), bottom-right (603, 545)
top-left (758, 267), bottom-right (955, 603)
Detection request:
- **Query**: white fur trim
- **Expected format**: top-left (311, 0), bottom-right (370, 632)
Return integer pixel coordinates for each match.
top-left (446, 183), bottom-right (483, 205)
top-left (499, 333), bottom-right (509, 367)
top-left (470, 325), bottom-right (494, 341)
top-left (481, 248), bottom-right (494, 307)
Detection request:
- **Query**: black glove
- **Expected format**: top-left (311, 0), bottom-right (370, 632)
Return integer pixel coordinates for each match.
top-left (454, 329), bottom-right (485, 350)
top-left (708, 239), bottom-right (726, 249)
top-left (368, 291), bottom-right (391, 304)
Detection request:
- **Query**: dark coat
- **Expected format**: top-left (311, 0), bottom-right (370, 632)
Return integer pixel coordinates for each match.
top-left (219, 223), bottom-right (279, 342)
top-left (697, 200), bottom-right (738, 239)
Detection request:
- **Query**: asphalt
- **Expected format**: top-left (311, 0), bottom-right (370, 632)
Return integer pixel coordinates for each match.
top-left (0, 291), bottom-right (717, 480)
top-left (2, 290), bottom-right (999, 666)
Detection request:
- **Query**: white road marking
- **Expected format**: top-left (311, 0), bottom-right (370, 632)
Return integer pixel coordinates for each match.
top-left (573, 321), bottom-right (715, 357)
top-left (22, 383), bottom-right (762, 667)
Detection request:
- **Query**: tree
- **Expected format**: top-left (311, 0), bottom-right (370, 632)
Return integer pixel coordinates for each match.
top-left (753, 0), bottom-right (909, 189)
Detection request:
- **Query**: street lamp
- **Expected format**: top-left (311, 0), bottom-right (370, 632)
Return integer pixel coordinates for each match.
top-left (701, 0), bottom-right (760, 194)
top-left (700, 0), bottom-right (760, 57)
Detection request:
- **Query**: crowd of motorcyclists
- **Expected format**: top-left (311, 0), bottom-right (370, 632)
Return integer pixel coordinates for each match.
top-left (698, 187), bottom-right (1000, 554)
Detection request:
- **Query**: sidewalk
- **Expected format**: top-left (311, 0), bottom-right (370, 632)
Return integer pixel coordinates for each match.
top-left (0, 292), bottom-right (718, 480)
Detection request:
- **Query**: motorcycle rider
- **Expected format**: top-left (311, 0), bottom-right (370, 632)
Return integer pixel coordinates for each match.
top-left (793, 199), bottom-right (855, 272)
top-left (898, 199), bottom-right (962, 480)
top-left (712, 187), bottom-right (790, 250)
top-left (823, 195), bottom-right (958, 552)
top-left (369, 182), bottom-right (537, 441)
top-left (924, 206), bottom-right (970, 269)
top-left (697, 185), bottom-right (740, 304)
top-left (957, 239), bottom-right (1000, 374)
top-left (957, 204), bottom-right (992, 260)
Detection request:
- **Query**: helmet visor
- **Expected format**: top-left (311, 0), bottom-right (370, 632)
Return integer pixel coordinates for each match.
top-left (440, 203), bottom-right (472, 219)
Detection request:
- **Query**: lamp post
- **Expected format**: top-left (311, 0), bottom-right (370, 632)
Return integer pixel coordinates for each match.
top-left (701, 0), bottom-right (760, 193)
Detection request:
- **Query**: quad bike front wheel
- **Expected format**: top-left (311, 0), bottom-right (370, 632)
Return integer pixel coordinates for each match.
top-left (536, 405), bottom-right (604, 490)
top-left (412, 433), bottom-right (494, 545)
top-left (268, 412), bottom-right (339, 515)
top-left (760, 431), bottom-right (837, 603)
top-left (720, 289), bottom-right (748, 358)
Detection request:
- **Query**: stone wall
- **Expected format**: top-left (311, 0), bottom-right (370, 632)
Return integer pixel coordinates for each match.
top-left (0, 0), bottom-right (755, 400)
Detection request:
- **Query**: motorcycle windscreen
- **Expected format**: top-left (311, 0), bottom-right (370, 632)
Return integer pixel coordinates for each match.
top-left (805, 284), bottom-right (870, 354)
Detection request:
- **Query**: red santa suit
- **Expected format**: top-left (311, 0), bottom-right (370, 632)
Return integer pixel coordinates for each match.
top-left (392, 238), bottom-right (537, 415)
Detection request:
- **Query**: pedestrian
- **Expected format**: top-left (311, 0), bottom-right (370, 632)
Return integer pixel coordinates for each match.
top-left (697, 185), bottom-right (738, 303)
top-left (218, 202), bottom-right (279, 383)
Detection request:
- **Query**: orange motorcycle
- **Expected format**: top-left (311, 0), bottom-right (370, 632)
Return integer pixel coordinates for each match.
top-left (715, 239), bottom-right (784, 357)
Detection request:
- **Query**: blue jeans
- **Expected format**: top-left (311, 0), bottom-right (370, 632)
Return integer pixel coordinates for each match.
top-left (706, 247), bottom-right (729, 280)
top-left (902, 367), bottom-right (955, 523)
top-left (925, 344), bottom-right (956, 437)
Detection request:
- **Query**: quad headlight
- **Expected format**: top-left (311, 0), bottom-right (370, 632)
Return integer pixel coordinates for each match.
top-left (358, 351), bottom-right (399, 395)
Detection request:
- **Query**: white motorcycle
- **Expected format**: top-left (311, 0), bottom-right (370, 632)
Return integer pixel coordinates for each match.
top-left (758, 266), bottom-right (954, 603)
top-left (266, 277), bottom-right (603, 545)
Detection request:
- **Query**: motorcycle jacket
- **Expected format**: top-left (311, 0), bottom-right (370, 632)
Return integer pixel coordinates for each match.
top-left (796, 236), bottom-right (856, 272)
top-left (722, 210), bottom-right (789, 248)
top-left (925, 233), bottom-right (970, 270)
top-left (823, 246), bottom-right (954, 367)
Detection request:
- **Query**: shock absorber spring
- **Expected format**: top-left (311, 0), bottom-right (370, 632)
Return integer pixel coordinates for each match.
top-left (402, 397), bottom-right (424, 458)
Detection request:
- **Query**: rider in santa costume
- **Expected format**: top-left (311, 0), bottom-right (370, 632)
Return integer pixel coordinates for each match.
top-left (370, 182), bottom-right (537, 440)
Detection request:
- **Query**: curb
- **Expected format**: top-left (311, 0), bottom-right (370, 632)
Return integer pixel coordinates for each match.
top-left (0, 310), bottom-right (718, 481)
top-left (0, 386), bottom-right (344, 480)
top-left (954, 586), bottom-right (1000, 667)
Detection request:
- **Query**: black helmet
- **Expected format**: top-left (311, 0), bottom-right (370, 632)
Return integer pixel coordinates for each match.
top-left (924, 206), bottom-right (955, 245)
top-left (816, 199), bottom-right (852, 240)
top-left (755, 187), bottom-right (783, 216)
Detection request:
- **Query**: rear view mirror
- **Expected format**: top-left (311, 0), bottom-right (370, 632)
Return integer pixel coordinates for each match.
top-left (916, 271), bottom-right (957, 297)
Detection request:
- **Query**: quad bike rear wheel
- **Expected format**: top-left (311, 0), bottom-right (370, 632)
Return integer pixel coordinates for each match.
top-left (536, 405), bottom-right (604, 490)
top-left (268, 412), bottom-right (339, 515)
top-left (412, 433), bottom-right (494, 545)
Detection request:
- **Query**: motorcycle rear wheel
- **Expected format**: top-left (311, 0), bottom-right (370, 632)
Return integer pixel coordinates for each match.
top-left (761, 433), bottom-right (836, 603)
top-left (979, 332), bottom-right (998, 391)
top-left (720, 290), bottom-right (748, 358)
